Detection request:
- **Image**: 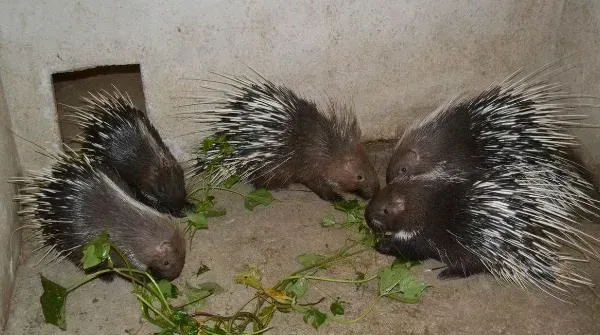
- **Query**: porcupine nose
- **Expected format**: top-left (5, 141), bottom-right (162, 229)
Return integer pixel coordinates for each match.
top-left (365, 186), bottom-right (405, 232)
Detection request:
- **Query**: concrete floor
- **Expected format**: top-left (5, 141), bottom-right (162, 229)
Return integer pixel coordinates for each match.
top-left (4, 141), bottom-right (600, 335)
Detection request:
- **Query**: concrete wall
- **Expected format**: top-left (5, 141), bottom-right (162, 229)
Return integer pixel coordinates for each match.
top-left (555, 0), bottom-right (600, 175)
top-left (0, 72), bottom-right (21, 329)
top-left (0, 0), bottom-right (573, 171)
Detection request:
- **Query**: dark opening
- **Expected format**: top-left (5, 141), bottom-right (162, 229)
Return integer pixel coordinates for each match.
top-left (51, 64), bottom-right (146, 147)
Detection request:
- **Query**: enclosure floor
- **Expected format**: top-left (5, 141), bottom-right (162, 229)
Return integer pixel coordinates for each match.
top-left (4, 141), bottom-right (600, 335)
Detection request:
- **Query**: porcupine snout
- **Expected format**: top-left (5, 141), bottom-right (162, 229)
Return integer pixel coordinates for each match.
top-left (365, 184), bottom-right (406, 233)
top-left (330, 146), bottom-right (380, 200)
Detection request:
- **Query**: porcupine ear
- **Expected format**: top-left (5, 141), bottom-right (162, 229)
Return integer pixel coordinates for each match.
top-left (155, 241), bottom-right (174, 263)
top-left (407, 149), bottom-right (419, 161)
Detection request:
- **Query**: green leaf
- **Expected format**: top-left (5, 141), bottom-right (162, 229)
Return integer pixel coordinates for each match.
top-left (157, 280), bottom-right (178, 299)
top-left (330, 299), bottom-right (346, 316)
top-left (170, 310), bottom-right (200, 335)
top-left (302, 307), bottom-right (327, 329)
top-left (244, 188), bottom-right (274, 211)
top-left (187, 212), bottom-right (208, 230)
top-left (183, 282), bottom-right (224, 309)
top-left (196, 264), bottom-right (210, 276)
top-left (234, 265), bottom-right (262, 290)
top-left (221, 175), bottom-right (241, 189)
top-left (320, 215), bottom-right (336, 227)
top-left (201, 137), bottom-right (215, 153)
top-left (81, 232), bottom-right (111, 270)
top-left (40, 275), bottom-right (68, 330)
top-left (296, 253), bottom-right (327, 268)
top-left (333, 199), bottom-right (364, 213)
top-left (378, 260), bottom-right (428, 304)
top-left (286, 277), bottom-right (308, 299)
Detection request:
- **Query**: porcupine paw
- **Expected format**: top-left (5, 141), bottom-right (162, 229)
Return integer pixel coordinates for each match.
top-left (437, 264), bottom-right (484, 280)
top-left (311, 184), bottom-right (345, 202)
top-left (320, 191), bottom-right (345, 203)
top-left (437, 267), bottom-right (470, 280)
top-left (374, 238), bottom-right (398, 256)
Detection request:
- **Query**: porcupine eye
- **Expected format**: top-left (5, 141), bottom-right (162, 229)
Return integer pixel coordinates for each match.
top-left (357, 175), bottom-right (364, 181)
top-left (401, 167), bottom-right (407, 173)
top-left (163, 260), bottom-right (170, 266)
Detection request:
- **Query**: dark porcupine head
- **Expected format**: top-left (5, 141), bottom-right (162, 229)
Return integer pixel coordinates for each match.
top-left (70, 89), bottom-right (192, 217)
top-left (368, 69), bottom-right (600, 298)
top-left (192, 74), bottom-right (379, 202)
top-left (16, 153), bottom-right (186, 281)
top-left (366, 179), bottom-right (486, 279)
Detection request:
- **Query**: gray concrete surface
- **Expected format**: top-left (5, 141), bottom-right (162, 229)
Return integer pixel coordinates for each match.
top-left (0, 73), bottom-right (22, 329)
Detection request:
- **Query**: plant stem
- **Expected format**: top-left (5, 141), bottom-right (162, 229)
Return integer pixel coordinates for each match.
top-left (190, 186), bottom-right (246, 198)
top-left (66, 268), bottom-right (116, 293)
top-left (283, 274), bottom-right (377, 284)
top-left (331, 297), bottom-right (381, 325)
top-left (135, 293), bottom-right (178, 328)
top-left (282, 245), bottom-right (368, 283)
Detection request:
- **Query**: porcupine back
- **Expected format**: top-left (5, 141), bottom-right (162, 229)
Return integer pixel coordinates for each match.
top-left (15, 153), bottom-right (186, 280)
top-left (191, 74), bottom-right (379, 201)
top-left (389, 70), bottom-right (600, 214)
top-left (69, 89), bottom-right (191, 217)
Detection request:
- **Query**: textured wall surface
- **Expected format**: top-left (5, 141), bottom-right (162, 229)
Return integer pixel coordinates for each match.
top-left (0, 0), bottom-right (573, 171)
top-left (555, 0), bottom-right (600, 175)
top-left (0, 73), bottom-right (21, 329)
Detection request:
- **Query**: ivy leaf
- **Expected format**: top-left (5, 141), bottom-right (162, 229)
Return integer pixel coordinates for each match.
top-left (187, 212), bottom-right (208, 230)
top-left (234, 265), bottom-right (262, 290)
top-left (378, 260), bottom-right (428, 303)
top-left (170, 310), bottom-right (200, 335)
top-left (333, 199), bottom-right (364, 213)
top-left (320, 215), bottom-right (336, 227)
top-left (244, 188), bottom-right (274, 211)
top-left (183, 282), bottom-right (224, 309)
top-left (201, 137), bottom-right (215, 153)
top-left (40, 275), bottom-right (68, 330)
top-left (157, 280), bottom-right (178, 299)
top-left (221, 175), bottom-right (241, 189)
top-left (81, 232), bottom-right (111, 270)
top-left (330, 299), bottom-right (346, 316)
top-left (296, 253), bottom-right (327, 268)
top-left (285, 277), bottom-right (308, 299)
top-left (302, 307), bottom-right (327, 329)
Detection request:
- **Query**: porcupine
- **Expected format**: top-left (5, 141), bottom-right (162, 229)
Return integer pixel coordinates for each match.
top-left (15, 152), bottom-right (186, 280)
top-left (190, 73), bottom-right (379, 202)
top-left (366, 69), bottom-right (600, 297)
top-left (69, 89), bottom-right (192, 217)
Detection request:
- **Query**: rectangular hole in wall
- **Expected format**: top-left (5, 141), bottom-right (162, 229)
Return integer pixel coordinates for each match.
top-left (51, 64), bottom-right (146, 148)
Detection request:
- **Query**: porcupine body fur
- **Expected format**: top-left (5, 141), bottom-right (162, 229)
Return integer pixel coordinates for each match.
top-left (15, 153), bottom-right (186, 281)
top-left (367, 69), bottom-right (600, 297)
top-left (191, 74), bottom-right (379, 202)
top-left (70, 89), bottom-right (191, 217)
